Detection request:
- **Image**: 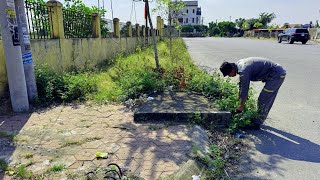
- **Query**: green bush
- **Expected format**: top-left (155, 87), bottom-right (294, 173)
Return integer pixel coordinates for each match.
top-left (35, 66), bottom-right (97, 103)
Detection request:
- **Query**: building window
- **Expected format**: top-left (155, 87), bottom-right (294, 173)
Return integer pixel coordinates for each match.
top-left (192, 18), bottom-right (195, 23)
top-left (193, 9), bottom-right (195, 13)
top-left (186, 9), bottom-right (188, 13)
top-left (186, 18), bottom-right (188, 24)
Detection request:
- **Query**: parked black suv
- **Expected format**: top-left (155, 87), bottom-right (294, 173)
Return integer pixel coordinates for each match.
top-left (278, 28), bottom-right (310, 44)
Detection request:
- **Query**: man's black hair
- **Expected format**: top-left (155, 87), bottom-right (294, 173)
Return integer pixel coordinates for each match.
top-left (220, 62), bottom-right (235, 77)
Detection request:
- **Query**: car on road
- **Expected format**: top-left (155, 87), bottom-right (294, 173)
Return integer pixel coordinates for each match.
top-left (278, 28), bottom-right (310, 44)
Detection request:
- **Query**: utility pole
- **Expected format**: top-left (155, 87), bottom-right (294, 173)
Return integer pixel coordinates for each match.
top-left (0, 0), bottom-right (29, 112)
top-left (15, 0), bottom-right (38, 101)
top-left (144, 0), bottom-right (160, 72)
top-left (144, 0), bottom-right (148, 45)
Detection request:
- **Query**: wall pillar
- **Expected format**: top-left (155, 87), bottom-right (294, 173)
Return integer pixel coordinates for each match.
top-left (92, 13), bottom-right (101, 38)
top-left (113, 18), bottom-right (120, 38)
top-left (47, 0), bottom-right (64, 39)
top-left (141, 25), bottom-right (146, 37)
top-left (161, 19), bottom-right (164, 37)
top-left (127, 21), bottom-right (132, 37)
top-left (135, 24), bottom-right (140, 37)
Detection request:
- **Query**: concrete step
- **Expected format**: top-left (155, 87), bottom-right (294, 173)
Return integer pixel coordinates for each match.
top-left (134, 91), bottom-right (231, 128)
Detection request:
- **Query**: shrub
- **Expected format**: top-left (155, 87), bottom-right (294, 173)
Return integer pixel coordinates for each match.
top-left (35, 66), bottom-right (97, 103)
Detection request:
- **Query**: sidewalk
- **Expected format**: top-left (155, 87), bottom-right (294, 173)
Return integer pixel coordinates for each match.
top-left (0, 104), bottom-right (202, 179)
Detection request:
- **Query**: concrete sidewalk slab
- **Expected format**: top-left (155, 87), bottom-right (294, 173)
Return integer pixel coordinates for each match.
top-left (134, 91), bottom-right (231, 128)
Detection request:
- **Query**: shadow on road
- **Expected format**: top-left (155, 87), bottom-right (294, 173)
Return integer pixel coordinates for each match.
top-left (255, 126), bottom-right (320, 163)
top-left (237, 126), bottom-right (320, 179)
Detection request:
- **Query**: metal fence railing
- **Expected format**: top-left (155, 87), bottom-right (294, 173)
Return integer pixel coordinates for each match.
top-left (25, 0), bottom-right (52, 39)
top-left (62, 8), bottom-right (93, 38)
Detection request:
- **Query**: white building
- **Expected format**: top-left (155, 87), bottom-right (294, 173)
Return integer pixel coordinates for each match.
top-left (171, 1), bottom-right (202, 26)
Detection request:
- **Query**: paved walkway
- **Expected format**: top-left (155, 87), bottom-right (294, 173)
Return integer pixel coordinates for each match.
top-left (0, 105), bottom-right (200, 179)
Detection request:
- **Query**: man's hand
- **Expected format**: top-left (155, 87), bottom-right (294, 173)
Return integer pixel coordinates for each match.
top-left (236, 105), bottom-right (244, 113)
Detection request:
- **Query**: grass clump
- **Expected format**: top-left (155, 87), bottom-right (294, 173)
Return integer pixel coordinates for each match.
top-left (60, 136), bottom-right (102, 148)
top-left (192, 144), bottom-right (226, 179)
top-left (46, 164), bottom-right (66, 174)
top-left (5, 165), bottom-right (33, 179)
top-left (23, 153), bottom-right (34, 159)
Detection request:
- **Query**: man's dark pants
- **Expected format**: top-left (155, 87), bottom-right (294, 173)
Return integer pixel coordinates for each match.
top-left (254, 71), bottom-right (286, 125)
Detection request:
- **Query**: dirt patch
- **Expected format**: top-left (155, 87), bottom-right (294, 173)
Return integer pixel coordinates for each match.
top-left (207, 130), bottom-right (249, 178)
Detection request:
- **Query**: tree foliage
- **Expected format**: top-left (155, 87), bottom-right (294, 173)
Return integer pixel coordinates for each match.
top-left (208, 21), bottom-right (237, 37)
top-left (258, 12), bottom-right (276, 28)
top-left (235, 18), bottom-right (246, 29)
top-left (233, 12), bottom-right (276, 30)
top-left (241, 21), bottom-right (250, 30)
top-left (154, 0), bottom-right (185, 26)
top-left (253, 22), bottom-right (263, 29)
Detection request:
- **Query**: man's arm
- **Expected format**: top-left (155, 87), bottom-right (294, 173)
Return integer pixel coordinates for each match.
top-left (236, 72), bottom-right (250, 112)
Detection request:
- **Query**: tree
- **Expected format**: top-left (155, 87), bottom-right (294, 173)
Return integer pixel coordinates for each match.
top-left (246, 18), bottom-right (259, 30)
top-left (208, 22), bottom-right (220, 36)
top-left (181, 25), bottom-right (193, 32)
top-left (253, 22), bottom-right (263, 29)
top-left (235, 18), bottom-right (246, 29)
top-left (218, 21), bottom-right (237, 36)
top-left (316, 20), bottom-right (320, 28)
top-left (242, 21), bottom-right (250, 30)
top-left (154, 0), bottom-right (185, 55)
top-left (193, 25), bottom-right (208, 34)
top-left (258, 12), bottom-right (276, 28)
top-left (145, 0), bottom-right (160, 72)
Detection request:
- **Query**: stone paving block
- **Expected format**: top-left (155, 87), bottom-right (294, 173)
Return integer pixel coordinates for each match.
top-left (74, 149), bottom-right (97, 161)
top-left (99, 143), bottom-right (121, 154)
top-left (81, 140), bottom-right (104, 149)
top-left (55, 156), bottom-right (78, 168)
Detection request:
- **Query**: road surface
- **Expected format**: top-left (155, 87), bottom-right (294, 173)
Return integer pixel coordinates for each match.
top-left (184, 38), bottom-right (320, 180)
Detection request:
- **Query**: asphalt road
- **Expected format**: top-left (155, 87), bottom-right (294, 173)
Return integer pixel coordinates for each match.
top-left (184, 38), bottom-right (320, 180)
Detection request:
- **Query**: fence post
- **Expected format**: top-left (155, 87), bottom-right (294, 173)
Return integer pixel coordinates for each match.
top-left (127, 21), bottom-right (132, 37)
top-left (92, 13), bottom-right (101, 38)
top-left (47, 0), bottom-right (64, 39)
top-left (142, 25), bottom-right (146, 37)
top-left (113, 18), bottom-right (120, 38)
top-left (135, 24), bottom-right (140, 37)
top-left (157, 16), bottom-right (161, 36)
top-left (161, 19), bottom-right (164, 37)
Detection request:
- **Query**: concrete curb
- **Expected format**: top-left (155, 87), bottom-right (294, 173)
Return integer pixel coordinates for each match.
top-left (134, 111), bottom-right (231, 128)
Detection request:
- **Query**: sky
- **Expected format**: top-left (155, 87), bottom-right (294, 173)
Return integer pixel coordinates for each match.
top-left (59, 0), bottom-right (320, 26)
